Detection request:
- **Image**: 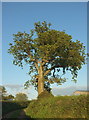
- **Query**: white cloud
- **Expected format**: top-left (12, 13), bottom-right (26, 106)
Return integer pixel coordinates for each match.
top-left (4, 84), bottom-right (23, 89)
top-left (52, 86), bottom-right (88, 96)
top-left (3, 84), bottom-right (38, 100)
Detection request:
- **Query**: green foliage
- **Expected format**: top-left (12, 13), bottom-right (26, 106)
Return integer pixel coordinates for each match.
top-left (7, 94), bottom-right (14, 99)
top-left (15, 93), bottom-right (28, 101)
top-left (3, 94), bottom-right (14, 101)
top-left (8, 21), bottom-right (86, 91)
top-left (0, 86), bottom-right (14, 100)
top-left (15, 101), bottom-right (31, 108)
top-left (0, 86), bottom-right (15, 101)
top-left (0, 86), bottom-right (7, 100)
top-left (37, 90), bottom-right (54, 99)
top-left (0, 86), bottom-right (7, 95)
top-left (25, 95), bottom-right (89, 118)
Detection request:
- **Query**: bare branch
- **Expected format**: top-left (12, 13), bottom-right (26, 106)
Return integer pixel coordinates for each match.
top-left (28, 55), bottom-right (36, 61)
top-left (44, 69), bottom-right (51, 76)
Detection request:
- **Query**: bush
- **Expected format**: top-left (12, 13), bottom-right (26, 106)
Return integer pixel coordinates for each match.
top-left (15, 93), bottom-right (28, 101)
top-left (16, 101), bottom-right (30, 108)
top-left (25, 95), bottom-right (89, 118)
top-left (37, 90), bottom-right (54, 99)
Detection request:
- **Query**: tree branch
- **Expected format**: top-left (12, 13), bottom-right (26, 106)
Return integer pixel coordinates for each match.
top-left (35, 62), bottom-right (39, 72)
top-left (44, 65), bottom-right (63, 76)
top-left (44, 63), bottom-right (78, 76)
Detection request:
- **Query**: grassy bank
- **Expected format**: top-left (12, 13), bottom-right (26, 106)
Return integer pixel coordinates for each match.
top-left (25, 95), bottom-right (89, 118)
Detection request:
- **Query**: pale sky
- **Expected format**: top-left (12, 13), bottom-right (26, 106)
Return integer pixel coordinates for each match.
top-left (1, 2), bottom-right (88, 99)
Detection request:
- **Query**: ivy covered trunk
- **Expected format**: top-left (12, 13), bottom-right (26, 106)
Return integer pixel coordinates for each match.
top-left (38, 64), bottom-right (44, 96)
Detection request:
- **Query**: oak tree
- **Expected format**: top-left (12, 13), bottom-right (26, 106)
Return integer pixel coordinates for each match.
top-left (8, 21), bottom-right (86, 96)
top-left (15, 93), bottom-right (28, 101)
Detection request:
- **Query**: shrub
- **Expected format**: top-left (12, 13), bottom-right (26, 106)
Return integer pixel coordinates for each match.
top-left (37, 90), bottom-right (54, 99)
top-left (25, 95), bottom-right (89, 118)
top-left (15, 93), bottom-right (28, 101)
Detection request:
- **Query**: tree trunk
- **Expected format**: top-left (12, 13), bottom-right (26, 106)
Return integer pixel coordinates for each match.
top-left (38, 64), bottom-right (44, 96)
top-left (38, 76), bottom-right (44, 96)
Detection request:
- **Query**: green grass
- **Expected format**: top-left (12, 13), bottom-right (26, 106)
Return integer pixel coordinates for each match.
top-left (25, 95), bottom-right (89, 118)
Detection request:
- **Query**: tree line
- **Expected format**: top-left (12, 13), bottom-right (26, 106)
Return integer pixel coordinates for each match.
top-left (0, 86), bottom-right (28, 101)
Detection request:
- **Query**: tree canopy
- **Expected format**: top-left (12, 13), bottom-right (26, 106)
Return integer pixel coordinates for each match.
top-left (0, 86), bottom-right (8, 100)
top-left (15, 93), bottom-right (28, 101)
top-left (0, 86), bottom-right (7, 96)
top-left (8, 21), bottom-right (86, 95)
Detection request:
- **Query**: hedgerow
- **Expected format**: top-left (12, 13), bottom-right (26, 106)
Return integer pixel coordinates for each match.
top-left (25, 95), bottom-right (89, 118)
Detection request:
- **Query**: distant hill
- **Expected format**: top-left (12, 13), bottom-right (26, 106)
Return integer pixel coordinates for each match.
top-left (73, 90), bottom-right (89, 95)
top-left (52, 86), bottom-right (88, 96)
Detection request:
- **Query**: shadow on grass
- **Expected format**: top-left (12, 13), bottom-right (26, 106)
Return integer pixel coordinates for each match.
top-left (1, 100), bottom-right (31, 120)
top-left (1, 109), bottom-right (31, 120)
